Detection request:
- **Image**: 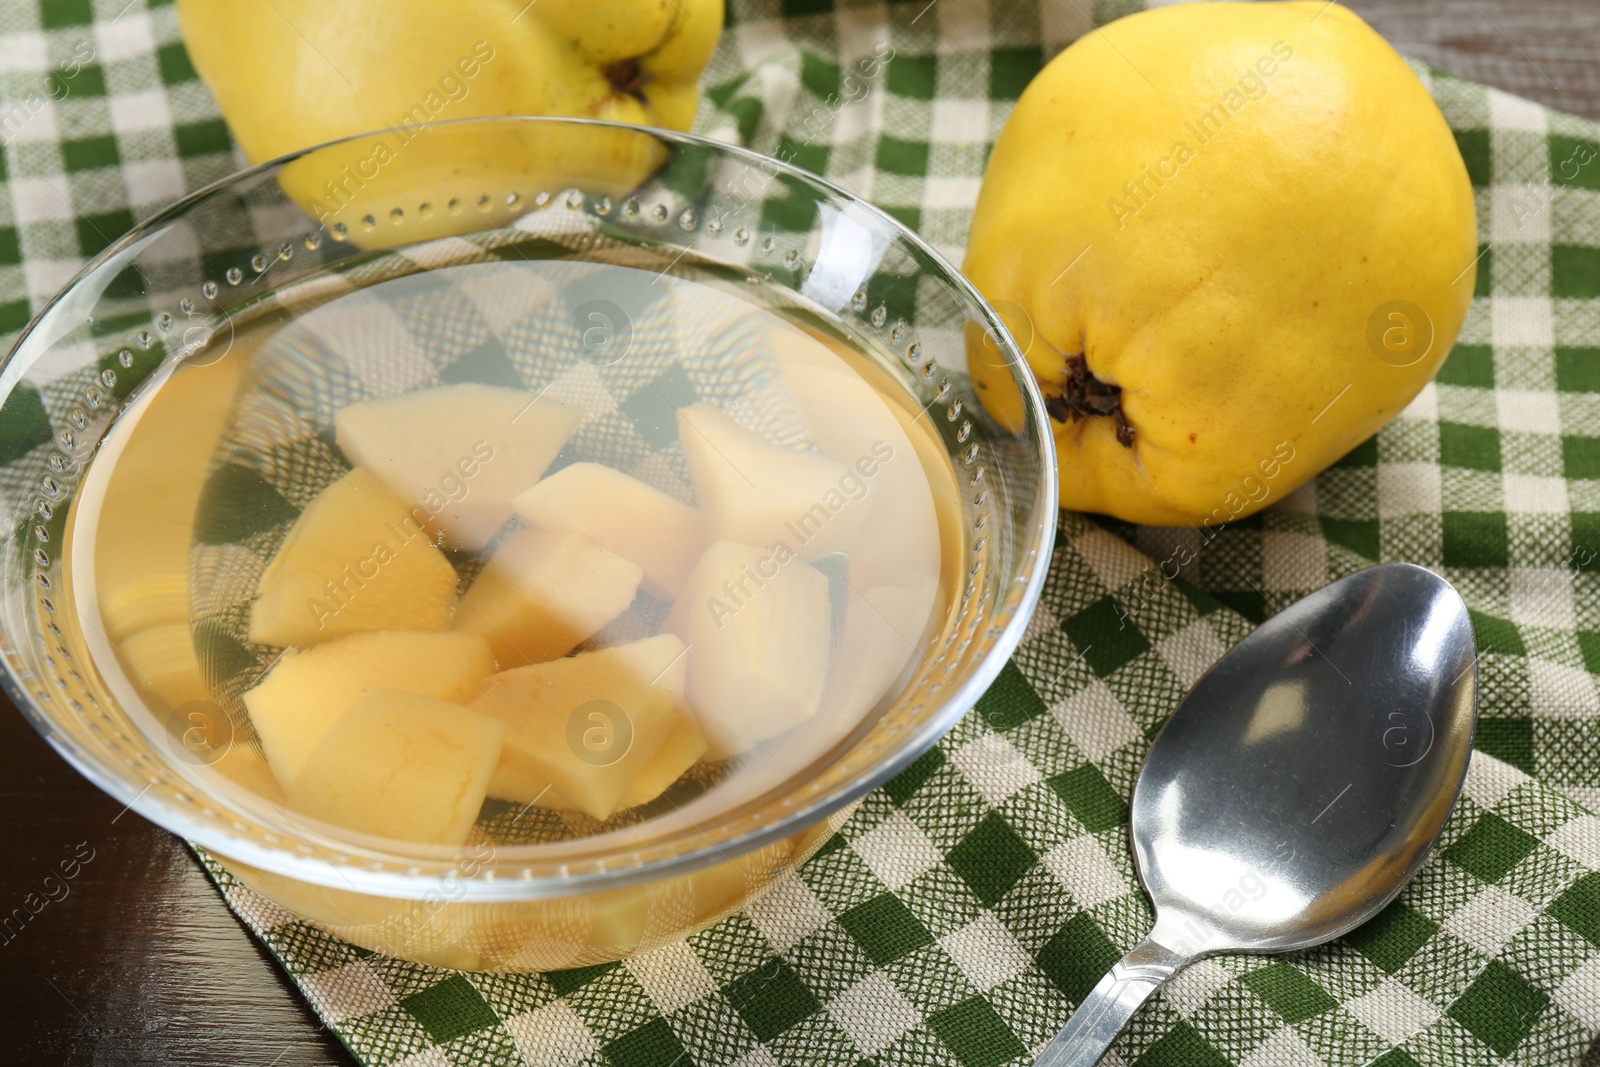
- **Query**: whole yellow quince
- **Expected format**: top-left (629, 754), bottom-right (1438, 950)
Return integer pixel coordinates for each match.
top-left (176, 0), bottom-right (720, 243)
top-left (965, 1), bottom-right (1476, 527)
top-left (176, 0), bottom-right (720, 162)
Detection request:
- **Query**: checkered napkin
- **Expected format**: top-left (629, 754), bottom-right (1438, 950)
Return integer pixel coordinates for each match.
top-left (5, 1), bottom-right (1600, 1065)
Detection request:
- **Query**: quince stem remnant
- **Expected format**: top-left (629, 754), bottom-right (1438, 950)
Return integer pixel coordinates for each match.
top-left (1044, 355), bottom-right (1135, 446)
top-left (604, 59), bottom-right (648, 100)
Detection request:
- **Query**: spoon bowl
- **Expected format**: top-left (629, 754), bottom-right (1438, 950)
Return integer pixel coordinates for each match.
top-left (1037, 562), bottom-right (1476, 1066)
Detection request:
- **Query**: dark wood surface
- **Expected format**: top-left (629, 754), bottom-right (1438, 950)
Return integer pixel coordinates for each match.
top-left (1344, 0), bottom-right (1600, 121)
top-left (1, 4), bottom-right (1596, 1064)
top-left (0, 707), bottom-right (352, 1065)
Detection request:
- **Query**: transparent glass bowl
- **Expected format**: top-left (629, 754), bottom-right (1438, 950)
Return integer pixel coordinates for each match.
top-left (0, 116), bottom-right (1056, 970)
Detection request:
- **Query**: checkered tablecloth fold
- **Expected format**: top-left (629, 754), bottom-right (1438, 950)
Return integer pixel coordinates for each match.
top-left (4, 0), bottom-right (1600, 1064)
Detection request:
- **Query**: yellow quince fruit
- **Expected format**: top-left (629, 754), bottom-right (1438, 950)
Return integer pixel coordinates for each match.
top-left (176, 0), bottom-right (722, 242)
top-left (965, 1), bottom-right (1477, 527)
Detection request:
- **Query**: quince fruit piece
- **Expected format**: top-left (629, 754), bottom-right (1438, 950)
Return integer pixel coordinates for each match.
top-left (94, 357), bottom-right (243, 641)
top-left (243, 630), bottom-right (495, 787)
top-left (289, 688), bottom-right (504, 846)
top-left (664, 540), bottom-right (832, 758)
top-left (616, 714), bottom-right (708, 809)
top-left (678, 404), bottom-right (866, 562)
top-left (455, 528), bottom-right (643, 666)
top-left (117, 623), bottom-right (208, 708)
top-left (335, 384), bottom-right (582, 551)
top-left (248, 469), bottom-right (459, 647)
top-left (513, 462), bottom-right (707, 598)
top-left (964, 1), bottom-right (1477, 526)
top-left (472, 634), bottom-right (704, 819)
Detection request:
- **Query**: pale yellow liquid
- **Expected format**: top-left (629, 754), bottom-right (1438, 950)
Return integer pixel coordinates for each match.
top-left (71, 253), bottom-right (966, 855)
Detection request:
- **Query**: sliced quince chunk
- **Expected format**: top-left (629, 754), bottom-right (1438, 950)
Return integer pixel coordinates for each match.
top-left (471, 634), bottom-right (704, 819)
top-left (95, 357), bottom-right (243, 641)
top-left (536, 674), bottom-right (708, 813)
top-left (618, 716), bottom-right (708, 809)
top-left (334, 383), bottom-right (582, 550)
top-left (248, 468), bottom-right (458, 647)
top-left (818, 582), bottom-right (931, 739)
top-left (99, 574), bottom-right (190, 645)
top-left (512, 462), bottom-right (706, 596)
top-left (288, 688), bottom-right (503, 845)
top-left (119, 622), bottom-right (207, 707)
top-left (243, 630), bottom-right (494, 787)
top-left (209, 743), bottom-right (289, 807)
top-left (664, 540), bottom-right (832, 758)
top-left (677, 404), bottom-right (864, 561)
top-left (528, 635), bottom-right (708, 812)
top-left (455, 528), bottom-right (642, 666)
top-left (782, 358), bottom-right (942, 592)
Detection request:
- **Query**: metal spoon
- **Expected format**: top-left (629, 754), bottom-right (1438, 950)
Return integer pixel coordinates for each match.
top-left (1035, 562), bottom-right (1477, 1067)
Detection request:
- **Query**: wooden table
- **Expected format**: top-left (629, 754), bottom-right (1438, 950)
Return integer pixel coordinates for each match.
top-left (2, 5), bottom-right (1596, 1064)
top-left (0, 712), bottom-right (352, 1065)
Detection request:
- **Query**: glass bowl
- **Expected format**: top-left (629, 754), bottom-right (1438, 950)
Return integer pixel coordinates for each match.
top-left (0, 116), bottom-right (1056, 971)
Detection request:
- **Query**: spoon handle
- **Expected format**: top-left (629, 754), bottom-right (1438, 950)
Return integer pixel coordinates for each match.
top-left (1032, 938), bottom-right (1189, 1067)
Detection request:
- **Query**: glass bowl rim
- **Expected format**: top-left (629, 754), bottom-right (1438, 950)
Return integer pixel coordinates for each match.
top-left (1, 114), bottom-right (1059, 900)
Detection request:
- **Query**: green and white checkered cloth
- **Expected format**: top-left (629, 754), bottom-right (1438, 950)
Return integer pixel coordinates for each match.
top-left (6, 0), bottom-right (1600, 1064)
